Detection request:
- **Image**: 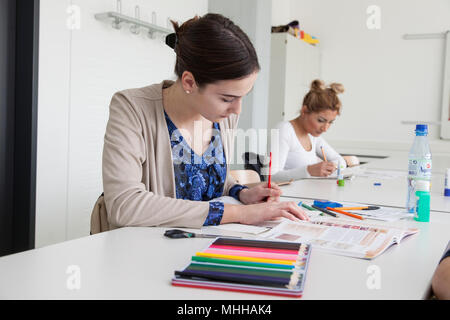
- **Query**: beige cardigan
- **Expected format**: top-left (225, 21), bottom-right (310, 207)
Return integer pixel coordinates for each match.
top-left (102, 80), bottom-right (239, 230)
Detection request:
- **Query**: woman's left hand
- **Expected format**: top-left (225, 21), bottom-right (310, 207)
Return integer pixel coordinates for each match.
top-left (238, 182), bottom-right (282, 205)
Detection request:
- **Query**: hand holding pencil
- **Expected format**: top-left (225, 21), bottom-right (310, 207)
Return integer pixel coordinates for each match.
top-left (307, 147), bottom-right (337, 177)
top-left (239, 182), bottom-right (282, 205)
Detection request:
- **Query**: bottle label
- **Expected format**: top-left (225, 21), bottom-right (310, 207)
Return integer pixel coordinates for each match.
top-left (414, 196), bottom-right (420, 220)
top-left (408, 158), bottom-right (432, 179)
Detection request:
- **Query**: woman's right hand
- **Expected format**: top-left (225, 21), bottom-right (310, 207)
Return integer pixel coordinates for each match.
top-left (307, 161), bottom-right (336, 177)
top-left (222, 202), bottom-right (309, 225)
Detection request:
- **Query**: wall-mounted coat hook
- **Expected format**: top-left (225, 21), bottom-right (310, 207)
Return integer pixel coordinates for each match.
top-left (130, 6), bottom-right (140, 35)
top-left (112, 0), bottom-right (122, 30)
top-left (95, 5), bottom-right (173, 40)
top-left (148, 11), bottom-right (157, 39)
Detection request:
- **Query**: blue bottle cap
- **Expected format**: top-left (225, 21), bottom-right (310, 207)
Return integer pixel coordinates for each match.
top-left (415, 124), bottom-right (428, 135)
top-left (445, 189), bottom-right (450, 197)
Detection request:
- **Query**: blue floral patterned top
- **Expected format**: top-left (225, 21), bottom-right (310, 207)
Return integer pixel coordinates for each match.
top-left (164, 111), bottom-right (247, 226)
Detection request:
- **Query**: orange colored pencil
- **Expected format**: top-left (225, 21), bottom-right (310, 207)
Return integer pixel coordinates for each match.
top-left (326, 207), bottom-right (364, 220)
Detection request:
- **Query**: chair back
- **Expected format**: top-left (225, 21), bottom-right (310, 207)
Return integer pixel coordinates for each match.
top-left (230, 170), bottom-right (261, 185)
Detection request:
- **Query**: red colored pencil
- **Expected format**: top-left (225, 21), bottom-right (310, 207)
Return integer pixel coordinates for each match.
top-left (268, 152), bottom-right (272, 188)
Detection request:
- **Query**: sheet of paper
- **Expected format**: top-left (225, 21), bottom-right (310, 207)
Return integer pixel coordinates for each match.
top-left (202, 223), bottom-right (270, 235)
top-left (347, 207), bottom-right (411, 222)
top-left (297, 199), bottom-right (411, 222)
top-left (304, 166), bottom-right (363, 180)
top-left (352, 169), bottom-right (406, 180)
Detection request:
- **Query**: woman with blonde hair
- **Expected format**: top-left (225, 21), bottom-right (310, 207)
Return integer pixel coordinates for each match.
top-left (271, 79), bottom-right (348, 181)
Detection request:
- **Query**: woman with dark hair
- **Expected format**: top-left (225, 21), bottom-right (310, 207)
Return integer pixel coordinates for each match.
top-left (101, 14), bottom-right (308, 231)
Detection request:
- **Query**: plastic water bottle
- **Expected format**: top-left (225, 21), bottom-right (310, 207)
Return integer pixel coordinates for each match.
top-left (406, 124), bottom-right (432, 213)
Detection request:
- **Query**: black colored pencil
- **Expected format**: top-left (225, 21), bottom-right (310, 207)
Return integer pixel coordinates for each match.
top-left (311, 205), bottom-right (337, 217)
top-left (213, 238), bottom-right (302, 251)
top-left (174, 269), bottom-right (291, 288)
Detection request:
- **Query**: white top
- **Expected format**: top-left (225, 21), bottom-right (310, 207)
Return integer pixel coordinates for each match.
top-left (271, 121), bottom-right (346, 181)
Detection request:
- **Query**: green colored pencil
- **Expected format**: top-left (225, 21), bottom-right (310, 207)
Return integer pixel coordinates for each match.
top-left (301, 203), bottom-right (316, 211)
top-left (191, 256), bottom-right (294, 270)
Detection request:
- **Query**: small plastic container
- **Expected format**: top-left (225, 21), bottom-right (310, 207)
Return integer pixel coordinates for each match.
top-left (445, 168), bottom-right (450, 197)
top-left (414, 180), bottom-right (430, 222)
top-left (337, 160), bottom-right (345, 187)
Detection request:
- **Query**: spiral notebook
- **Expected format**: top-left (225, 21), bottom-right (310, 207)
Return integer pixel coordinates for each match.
top-left (171, 237), bottom-right (312, 298)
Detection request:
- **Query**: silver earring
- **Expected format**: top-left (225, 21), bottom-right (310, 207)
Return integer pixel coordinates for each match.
top-left (185, 90), bottom-right (191, 94)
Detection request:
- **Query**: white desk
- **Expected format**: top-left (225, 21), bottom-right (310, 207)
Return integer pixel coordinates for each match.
top-left (279, 174), bottom-right (450, 213)
top-left (365, 152), bottom-right (450, 174)
top-left (0, 214), bottom-right (449, 300)
top-left (277, 152), bottom-right (450, 212)
top-left (0, 153), bottom-right (449, 300)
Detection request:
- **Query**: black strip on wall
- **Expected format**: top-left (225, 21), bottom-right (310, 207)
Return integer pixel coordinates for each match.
top-left (12, 0), bottom-right (40, 254)
top-left (0, 0), bottom-right (16, 257)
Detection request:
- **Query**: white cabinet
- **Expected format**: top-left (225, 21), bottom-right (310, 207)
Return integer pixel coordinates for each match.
top-left (268, 33), bottom-right (321, 130)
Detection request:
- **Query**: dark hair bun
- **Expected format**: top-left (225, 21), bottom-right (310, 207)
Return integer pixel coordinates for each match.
top-left (165, 33), bottom-right (177, 50)
top-left (167, 13), bottom-right (260, 86)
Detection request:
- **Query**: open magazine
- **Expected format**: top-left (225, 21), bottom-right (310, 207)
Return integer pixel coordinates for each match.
top-left (262, 219), bottom-right (419, 259)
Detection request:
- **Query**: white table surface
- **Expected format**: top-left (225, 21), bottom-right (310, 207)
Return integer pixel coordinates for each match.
top-left (0, 212), bottom-right (449, 300)
top-left (364, 152), bottom-right (450, 174)
top-left (279, 174), bottom-right (450, 213)
top-left (277, 152), bottom-right (450, 212)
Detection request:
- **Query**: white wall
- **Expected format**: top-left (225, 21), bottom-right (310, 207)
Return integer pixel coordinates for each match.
top-left (208, 0), bottom-right (272, 168)
top-left (36, 0), bottom-right (208, 248)
top-left (271, 0), bottom-right (291, 26)
top-left (209, 0), bottom-right (272, 151)
top-left (274, 0), bottom-right (450, 152)
top-left (37, 0), bottom-right (450, 248)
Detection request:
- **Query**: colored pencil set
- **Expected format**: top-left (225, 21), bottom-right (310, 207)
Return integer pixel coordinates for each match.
top-left (171, 237), bottom-right (312, 297)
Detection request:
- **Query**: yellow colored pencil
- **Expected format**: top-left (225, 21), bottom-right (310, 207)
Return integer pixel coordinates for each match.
top-left (195, 252), bottom-right (295, 265)
top-left (320, 146), bottom-right (327, 162)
